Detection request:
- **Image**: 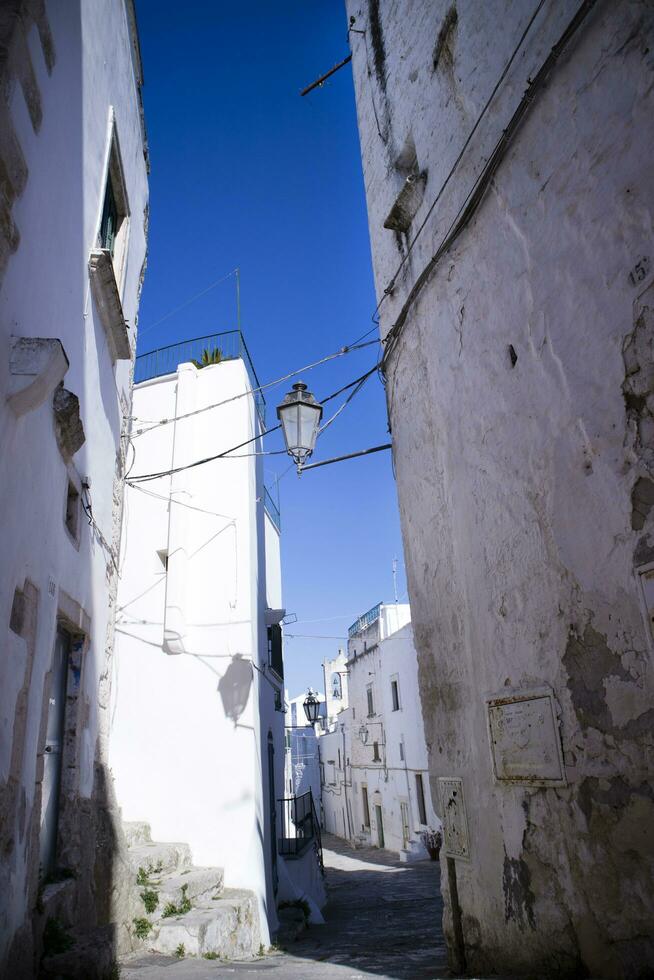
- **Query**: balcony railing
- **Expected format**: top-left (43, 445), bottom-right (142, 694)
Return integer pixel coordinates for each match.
top-left (263, 487), bottom-right (281, 532)
top-left (134, 330), bottom-right (266, 426)
top-left (278, 789), bottom-right (323, 871)
top-left (348, 601), bottom-right (382, 638)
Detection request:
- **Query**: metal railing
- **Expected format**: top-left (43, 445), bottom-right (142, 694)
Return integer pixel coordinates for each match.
top-left (348, 601), bottom-right (382, 638)
top-left (278, 789), bottom-right (323, 872)
top-left (263, 486), bottom-right (281, 532)
top-left (134, 330), bottom-right (266, 425)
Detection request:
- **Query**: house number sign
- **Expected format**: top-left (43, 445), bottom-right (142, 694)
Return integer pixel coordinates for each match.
top-left (486, 687), bottom-right (565, 786)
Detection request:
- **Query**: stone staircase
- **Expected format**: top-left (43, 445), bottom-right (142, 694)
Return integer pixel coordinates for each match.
top-left (125, 821), bottom-right (261, 960)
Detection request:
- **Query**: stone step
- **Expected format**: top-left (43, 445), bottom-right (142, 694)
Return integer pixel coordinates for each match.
top-left (129, 840), bottom-right (192, 878)
top-left (124, 820), bottom-right (152, 847)
top-left (148, 889), bottom-right (260, 959)
top-left (140, 867), bottom-right (224, 912)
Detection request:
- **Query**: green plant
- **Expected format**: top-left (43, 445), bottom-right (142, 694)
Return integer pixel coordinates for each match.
top-left (132, 917), bottom-right (152, 940)
top-left (161, 884), bottom-right (191, 918)
top-left (42, 918), bottom-right (74, 957)
top-left (136, 867), bottom-right (149, 887)
top-left (258, 943), bottom-right (265, 956)
top-left (140, 889), bottom-right (158, 914)
top-left (203, 951), bottom-right (219, 960)
top-left (174, 943), bottom-right (185, 959)
top-left (192, 346), bottom-right (223, 369)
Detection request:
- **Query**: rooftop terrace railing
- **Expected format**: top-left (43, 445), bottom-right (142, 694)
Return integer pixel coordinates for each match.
top-left (348, 601), bottom-right (382, 638)
top-left (134, 330), bottom-right (266, 426)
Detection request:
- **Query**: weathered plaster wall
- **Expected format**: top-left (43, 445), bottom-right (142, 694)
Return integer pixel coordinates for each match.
top-left (346, 0), bottom-right (654, 975)
top-left (0, 0), bottom-right (148, 974)
top-left (110, 359), bottom-right (283, 945)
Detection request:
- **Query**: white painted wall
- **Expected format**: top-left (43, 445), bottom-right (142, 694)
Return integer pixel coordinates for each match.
top-left (110, 358), bottom-right (283, 944)
top-left (346, 0), bottom-right (654, 974)
top-left (0, 0), bottom-right (147, 968)
top-left (321, 606), bottom-right (438, 858)
top-left (323, 649), bottom-right (349, 725)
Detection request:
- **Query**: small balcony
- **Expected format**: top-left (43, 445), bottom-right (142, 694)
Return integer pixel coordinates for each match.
top-left (278, 790), bottom-right (323, 870)
top-left (134, 329), bottom-right (266, 426)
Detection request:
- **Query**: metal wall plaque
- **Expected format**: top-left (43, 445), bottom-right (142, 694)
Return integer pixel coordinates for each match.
top-left (438, 777), bottom-right (470, 861)
top-left (486, 687), bottom-right (565, 785)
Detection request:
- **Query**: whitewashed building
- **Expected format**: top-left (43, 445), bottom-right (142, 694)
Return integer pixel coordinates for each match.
top-left (346, 0), bottom-right (654, 975)
top-left (109, 336), bottom-right (286, 950)
top-left (321, 603), bottom-right (439, 859)
top-left (0, 1), bottom-right (148, 974)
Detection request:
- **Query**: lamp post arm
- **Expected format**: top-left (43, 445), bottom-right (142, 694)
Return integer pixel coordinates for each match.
top-left (300, 443), bottom-right (392, 473)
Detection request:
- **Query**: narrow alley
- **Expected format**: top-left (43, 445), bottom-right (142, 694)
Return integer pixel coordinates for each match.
top-left (121, 835), bottom-right (448, 979)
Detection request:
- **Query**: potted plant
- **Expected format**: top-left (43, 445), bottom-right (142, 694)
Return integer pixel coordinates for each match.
top-left (420, 827), bottom-right (443, 861)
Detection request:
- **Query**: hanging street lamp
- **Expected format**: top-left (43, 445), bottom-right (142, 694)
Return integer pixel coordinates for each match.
top-left (302, 688), bottom-right (321, 725)
top-left (276, 382), bottom-right (323, 472)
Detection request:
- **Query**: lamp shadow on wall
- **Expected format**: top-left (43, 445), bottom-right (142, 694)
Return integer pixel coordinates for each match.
top-left (218, 653), bottom-right (254, 726)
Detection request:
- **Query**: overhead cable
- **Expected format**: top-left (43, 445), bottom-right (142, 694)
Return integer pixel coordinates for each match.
top-left (126, 365), bottom-right (379, 485)
top-left (380, 0), bottom-right (597, 369)
top-left (129, 339), bottom-right (380, 434)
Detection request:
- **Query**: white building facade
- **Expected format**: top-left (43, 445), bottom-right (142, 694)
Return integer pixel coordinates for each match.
top-left (109, 340), bottom-right (285, 947)
top-left (0, 1), bottom-right (148, 974)
top-left (346, 1), bottom-right (654, 975)
top-left (321, 604), bottom-right (439, 859)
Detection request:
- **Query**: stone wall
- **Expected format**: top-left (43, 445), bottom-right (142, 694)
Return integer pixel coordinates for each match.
top-left (0, 0), bottom-right (148, 974)
top-left (345, 0), bottom-right (654, 975)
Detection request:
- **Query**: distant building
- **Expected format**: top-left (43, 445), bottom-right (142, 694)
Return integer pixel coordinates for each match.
top-left (110, 336), bottom-right (285, 948)
top-left (322, 648), bottom-right (349, 726)
top-left (320, 603), bottom-right (439, 859)
top-left (0, 1), bottom-right (148, 973)
top-left (346, 1), bottom-right (654, 974)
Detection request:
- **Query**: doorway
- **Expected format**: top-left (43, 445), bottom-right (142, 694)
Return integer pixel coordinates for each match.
top-left (400, 801), bottom-right (410, 848)
top-left (40, 626), bottom-right (70, 877)
top-left (375, 804), bottom-right (385, 849)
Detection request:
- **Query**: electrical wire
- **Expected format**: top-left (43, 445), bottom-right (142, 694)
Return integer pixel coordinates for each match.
top-left (380, 0), bottom-right (596, 369)
top-left (373, 0), bottom-right (546, 326)
top-left (126, 364), bottom-right (380, 485)
top-left (81, 484), bottom-right (120, 575)
top-left (129, 339), bottom-right (380, 434)
top-left (137, 268), bottom-right (238, 339)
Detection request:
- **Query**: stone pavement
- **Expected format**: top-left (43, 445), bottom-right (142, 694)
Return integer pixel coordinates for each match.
top-left (121, 833), bottom-right (450, 979)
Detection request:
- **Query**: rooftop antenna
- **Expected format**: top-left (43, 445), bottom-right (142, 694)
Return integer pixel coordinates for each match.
top-left (235, 267), bottom-right (241, 333)
top-left (392, 557), bottom-right (399, 603)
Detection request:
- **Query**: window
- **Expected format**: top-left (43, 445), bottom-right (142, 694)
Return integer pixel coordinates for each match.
top-left (373, 741), bottom-right (381, 762)
top-left (284, 731), bottom-right (291, 749)
top-left (338, 748), bottom-right (341, 769)
top-left (97, 119), bottom-right (130, 290)
top-left (366, 684), bottom-right (374, 717)
top-left (100, 176), bottom-right (119, 255)
top-left (399, 741), bottom-right (404, 762)
top-left (416, 773), bottom-right (428, 825)
top-left (391, 678), bottom-right (400, 711)
top-left (361, 785), bottom-right (371, 827)
top-left (267, 624), bottom-right (283, 679)
top-left (65, 480), bottom-right (80, 541)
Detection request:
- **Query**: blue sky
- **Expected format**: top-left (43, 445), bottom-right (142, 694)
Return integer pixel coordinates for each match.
top-left (135, 0), bottom-right (407, 695)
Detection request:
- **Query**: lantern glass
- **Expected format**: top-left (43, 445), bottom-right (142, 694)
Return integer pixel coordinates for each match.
top-left (277, 382), bottom-right (323, 467)
top-left (303, 689), bottom-right (320, 725)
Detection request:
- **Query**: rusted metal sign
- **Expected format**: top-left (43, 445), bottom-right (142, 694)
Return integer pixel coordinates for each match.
top-left (486, 687), bottom-right (565, 786)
